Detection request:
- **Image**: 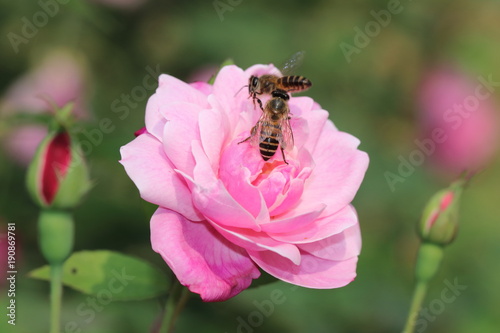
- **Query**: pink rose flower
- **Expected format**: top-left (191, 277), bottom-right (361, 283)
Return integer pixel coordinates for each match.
top-left (418, 66), bottom-right (499, 176)
top-left (120, 64), bottom-right (369, 301)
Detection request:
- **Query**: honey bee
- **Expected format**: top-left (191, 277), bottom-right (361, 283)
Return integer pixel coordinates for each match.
top-left (239, 89), bottom-right (293, 164)
top-left (248, 51), bottom-right (312, 110)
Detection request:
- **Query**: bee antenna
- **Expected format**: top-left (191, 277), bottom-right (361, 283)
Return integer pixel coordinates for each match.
top-left (234, 85), bottom-right (248, 97)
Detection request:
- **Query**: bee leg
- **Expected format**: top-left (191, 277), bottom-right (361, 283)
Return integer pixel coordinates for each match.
top-left (280, 147), bottom-right (289, 164)
top-left (257, 98), bottom-right (264, 111)
top-left (238, 136), bottom-right (251, 144)
top-left (238, 126), bottom-right (257, 144)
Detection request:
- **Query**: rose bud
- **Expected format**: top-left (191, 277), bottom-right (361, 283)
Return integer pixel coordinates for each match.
top-left (26, 117), bottom-right (91, 209)
top-left (418, 180), bottom-right (465, 246)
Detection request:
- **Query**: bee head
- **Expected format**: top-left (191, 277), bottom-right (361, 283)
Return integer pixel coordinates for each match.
top-left (249, 76), bottom-right (259, 93)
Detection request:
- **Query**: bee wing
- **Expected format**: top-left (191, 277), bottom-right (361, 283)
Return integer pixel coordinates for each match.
top-left (278, 116), bottom-right (294, 151)
top-left (248, 113), bottom-right (269, 147)
top-left (281, 51), bottom-right (305, 76)
top-left (256, 112), bottom-right (275, 144)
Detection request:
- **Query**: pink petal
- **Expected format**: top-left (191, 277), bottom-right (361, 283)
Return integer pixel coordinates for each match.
top-left (161, 102), bottom-right (202, 175)
top-left (219, 144), bottom-right (268, 220)
top-left (244, 64), bottom-right (282, 78)
top-left (211, 65), bottom-right (251, 130)
top-left (260, 204), bottom-right (326, 234)
top-left (119, 133), bottom-right (203, 221)
top-left (294, 127), bottom-right (369, 218)
top-left (199, 108), bottom-right (230, 172)
top-left (249, 249), bottom-right (358, 288)
top-left (189, 81), bottom-right (213, 95)
top-left (299, 222), bottom-right (362, 261)
top-left (300, 108), bottom-right (330, 153)
top-left (151, 208), bottom-right (260, 302)
top-left (145, 74), bottom-right (208, 140)
top-left (269, 205), bottom-right (358, 244)
top-left (184, 141), bottom-right (262, 230)
top-left (209, 222), bottom-right (301, 265)
top-left (145, 93), bottom-right (167, 140)
top-left (268, 166), bottom-right (312, 216)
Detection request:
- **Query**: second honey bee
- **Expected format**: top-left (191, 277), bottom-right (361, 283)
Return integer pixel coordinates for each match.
top-left (239, 89), bottom-right (294, 164)
top-left (248, 74), bottom-right (312, 111)
top-left (247, 51), bottom-right (312, 110)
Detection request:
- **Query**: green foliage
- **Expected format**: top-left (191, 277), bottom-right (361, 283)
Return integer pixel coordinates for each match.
top-left (29, 250), bottom-right (169, 301)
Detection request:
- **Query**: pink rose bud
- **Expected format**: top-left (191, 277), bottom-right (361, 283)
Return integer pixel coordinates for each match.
top-left (418, 180), bottom-right (465, 245)
top-left (26, 106), bottom-right (91, 209)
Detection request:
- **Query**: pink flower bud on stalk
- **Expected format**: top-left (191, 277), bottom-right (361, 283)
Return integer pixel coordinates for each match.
top-left (404, 179), bottom-right (467, 332)
top-left (416, 179), bottom-right (466, 281)
top-left (26, 103), bottom-right (91, 264)
top-left (418, 179), bottom-right (464, 246)
top-left (26, 104), bottom-right (91, 210)
top-left (25, 103), bottom-right (91, 333)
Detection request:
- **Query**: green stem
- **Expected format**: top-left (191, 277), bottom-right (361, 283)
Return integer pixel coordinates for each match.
top-left (49, 264), bottom-right (63, 333)
top-left (403, 242), bottom-right (444, 333)
top-left (402, 281), bottom-right (428, 333)
top-left (159, 280), bottom-right (190, 333)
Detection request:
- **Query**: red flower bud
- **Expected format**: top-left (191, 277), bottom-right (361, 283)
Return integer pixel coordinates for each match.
top-left (27, 126), bottom-right (90, 209)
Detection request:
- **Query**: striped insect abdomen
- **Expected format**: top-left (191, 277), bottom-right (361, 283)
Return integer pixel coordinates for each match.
top-left (259, 123), bottom-right (281, 161)
top-left (277, 75), bottom-right (312, 93)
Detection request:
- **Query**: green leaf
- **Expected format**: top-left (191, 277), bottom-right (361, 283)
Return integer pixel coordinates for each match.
top-left (29, 250), bottom-right (170, 301)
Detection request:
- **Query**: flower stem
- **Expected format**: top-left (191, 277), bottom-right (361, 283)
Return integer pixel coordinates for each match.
top-left (403, 242), bottom-right (444, 333)
top-left (49, 263), bottom-right (63, 333)
top-left (159, 280), bottom-right (190, 333)
top-left (402, 281), bottom-right (428, 333)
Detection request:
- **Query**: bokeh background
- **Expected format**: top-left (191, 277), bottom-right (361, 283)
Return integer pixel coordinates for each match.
top-left (1, 0), bottom-right (499, 332)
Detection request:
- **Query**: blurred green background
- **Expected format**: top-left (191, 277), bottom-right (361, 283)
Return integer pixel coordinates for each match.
top-left (1, 0), bottom-right (499, 332)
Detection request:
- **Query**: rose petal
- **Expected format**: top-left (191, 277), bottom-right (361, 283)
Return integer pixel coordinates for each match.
top-left (208, 222), bottom-right (302, 265)
top-left (260, 204), bottom-right (326, 234)
top-left (212, 66), bottom-right (249, 131)
top-left (199, 108), bottom-right (230, 173)
top-left (269, 205), bottom-right (358, 244)
top-left (299, 222), bottom-right (362, 261)
top-left (151, 208), bottom-right (260, 301)
top-left (161, 102), bottom-right (203, 175)
top-left (293, 127), bottom-right (369, 218)
top-left (219, 145), bottom-right (268, 220)
top-left (119, 133), bottom-right (203, 221)
top-left (145, 74), bottom-right (208, 140)
top-left (249, 250), bottom-right (358, 288)
top-left (189, 81), bottom-right (213, 95)
top-left (144, 93), bottom-right (166, 140)
top-left (185, 141), bottom-right (262, 230)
